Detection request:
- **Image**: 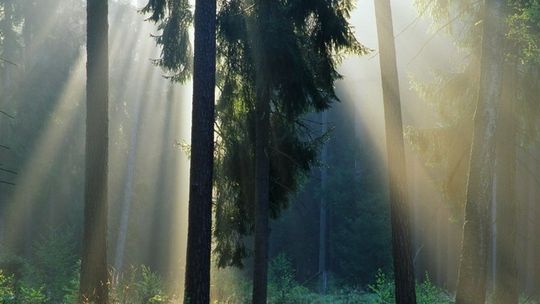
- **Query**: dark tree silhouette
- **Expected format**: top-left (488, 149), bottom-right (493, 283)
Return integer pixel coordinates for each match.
top-left (80, 0), bottom-right (109, 302)
top-left (183, 0), bottom-right (217, 302)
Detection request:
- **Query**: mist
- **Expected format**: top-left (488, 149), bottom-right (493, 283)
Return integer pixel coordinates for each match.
top-left (1, 0), bottom-right (538, 303)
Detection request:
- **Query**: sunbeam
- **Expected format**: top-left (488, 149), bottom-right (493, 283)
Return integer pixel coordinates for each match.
top-left (1, 0), bottom-right (539, 302)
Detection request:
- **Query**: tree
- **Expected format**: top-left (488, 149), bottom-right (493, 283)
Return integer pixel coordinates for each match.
top-left (250, 2), bottom-right (272, 303)
top-left (374, 0), bottom-right (416, 303)
top-left (455, 0), bottom-right (506, 302)
top-left (213, 2), bottom-right (363, 303)
top-left (492, 58), bottom-right (518, 304)
top-left (182, 0), bottom-right (217, 302)
top-left (410, 0), bottom-right (540, 296)
top-left (141, 0), bottom-right (217, 301)
top-left (318, 111), bottom-right (328, 294)
top-left (80, 0), bottom-right (110, 302)
top-left (143, 1), bottom-right (361, 302)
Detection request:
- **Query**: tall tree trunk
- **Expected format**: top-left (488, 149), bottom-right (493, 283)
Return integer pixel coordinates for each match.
top-left (532, 145), bottom-right (540, 299)
top-left (319, 111), bottom-right (328, 294)
top-left (455, 0), bottom-right (506, 303)
top-left (252, 85), bottom-right (271, 304)
top-left (374, 1), bottom-right (417, 303)
top-left (490, 175), bottom-right (497, 294)
top-left (80, 0), bottom-right (109, 302)
top-left (493, 60), bottom-right (518, 304)
top-left (183, 0), bottom-right (216, 302)
top-left (251, 1), bottom-right (271, 303)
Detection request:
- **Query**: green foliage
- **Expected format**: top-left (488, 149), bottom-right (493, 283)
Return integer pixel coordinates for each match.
top-left (110, 265), bottom-right (175, 304)
top-left (508, 0), bottom-right (540, 63)
top-left (367, 270), bottom-right (394, 304)
top-left (0, 270), bottom-right (48, 304)
top-left (0, 270), bottom-right (15, 304)
top-left (212, 0), bottom-right (368, 268)
top-left (416, 274), bottom-right (452, 304)
top-left (368, 270), bottom-right (453, 304)
top-left (268, 254), bottom-right (296, 303)
top-left (211, 257), bottom-right (370, 304)
top-left (18, 286), bottom-right (47, 304)
top-left (135, 266), bottom-right (168, 303)
top-left (267, 254), bottom-right (372, 304)
top-left (61, 275), bottom-right (79, 304)
top-left (0, 262), bottom-right (182, 304)
top-left (141, 0), bottom-right (193, 82)
top-left (23, 228), bottom-right (79, 303)
top-left (211, 268), bottom-right (252, 304)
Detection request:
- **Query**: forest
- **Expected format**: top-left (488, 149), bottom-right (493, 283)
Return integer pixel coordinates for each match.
top-left (0, 0), bottom-right (539, 303)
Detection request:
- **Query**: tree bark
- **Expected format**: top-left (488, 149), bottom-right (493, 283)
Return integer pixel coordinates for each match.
top-left (250, 1), bottom-right (271, 303)
top-left (532, 144), bottom-right (540, 299)
top-left (252, 85), bottom-right (271, 304)
top-left (318, 111), bottom-right (328, 294)
top-left (183, 0), bottom-right (217, 302)
top-left (493, 60), bottom-right (518, 304)
top-left (455, 0), bottom-right (506, 303)
top-left (80, 0), bottom-right (109, 302)
top-left (374, 0), bottom-right (417, 303)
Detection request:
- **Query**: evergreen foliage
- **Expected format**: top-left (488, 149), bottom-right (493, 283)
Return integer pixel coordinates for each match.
top-left (142, 0), bottom-right (193, 82)
top-left (213, 0), bottom-right (367, 268)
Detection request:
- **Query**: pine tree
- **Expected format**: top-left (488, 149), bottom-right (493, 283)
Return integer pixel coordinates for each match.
top-left (142, 2), bottom-right (362, 302)
top-left (493, 57), bottom-right (518, 304)
top-left (455, 0), bottom-right (506, 302)
top-left (214, 1), bottom-right (364, 303)
top-left (183, 0), bottom-right (217, 302)
top-left (374, 0), bottom-right (416, 303)
top-left (141, 0), bottom-right (216, 302)
top-left (80, 0), bottom-right (109, 302)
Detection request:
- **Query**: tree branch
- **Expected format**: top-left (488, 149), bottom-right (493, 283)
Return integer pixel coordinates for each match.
top-left (0, 111), bottom-right (15, 119)
top-left (0, 167), bottom-right (17, 175)
top-left (0, 57), bottom-right (18, 67)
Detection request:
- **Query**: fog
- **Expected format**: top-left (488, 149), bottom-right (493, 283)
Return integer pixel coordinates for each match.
top-left (1, 0), bottom-right (538, 303)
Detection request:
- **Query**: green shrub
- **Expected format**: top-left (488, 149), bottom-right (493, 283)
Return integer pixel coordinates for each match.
top-left (0, 270), bottom-right (16, 304)
top-left (110, 265), bottom-right (175, 304)
top-left (367, 270), bottom-right (454, 304)
top-left (23, 228), bottom-right (79, 303)
top-left (136, 266), bottom-right (168, 303)
top-left (19, 286), bottom-right (48, 304)
top-left (0, 270), bottom-right (48, 304)
top-left (210, 267), bottom-right (251, 304)
top-left (416, 274), bottom-right (452, 304)
top-left (268, 254), bottom-right (297, 304)
top-left (367, 270), bottom-right (394, 304)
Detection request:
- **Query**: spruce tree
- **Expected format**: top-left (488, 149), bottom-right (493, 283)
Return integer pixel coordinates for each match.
top-left (80, 0), bottom-right (109, 302)
top-left (214, 1), bottom-right (364, 303)
top-left (183, 0), bottom-right (217, 302)
top-left (142, 0), bottom-right (216, 302)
